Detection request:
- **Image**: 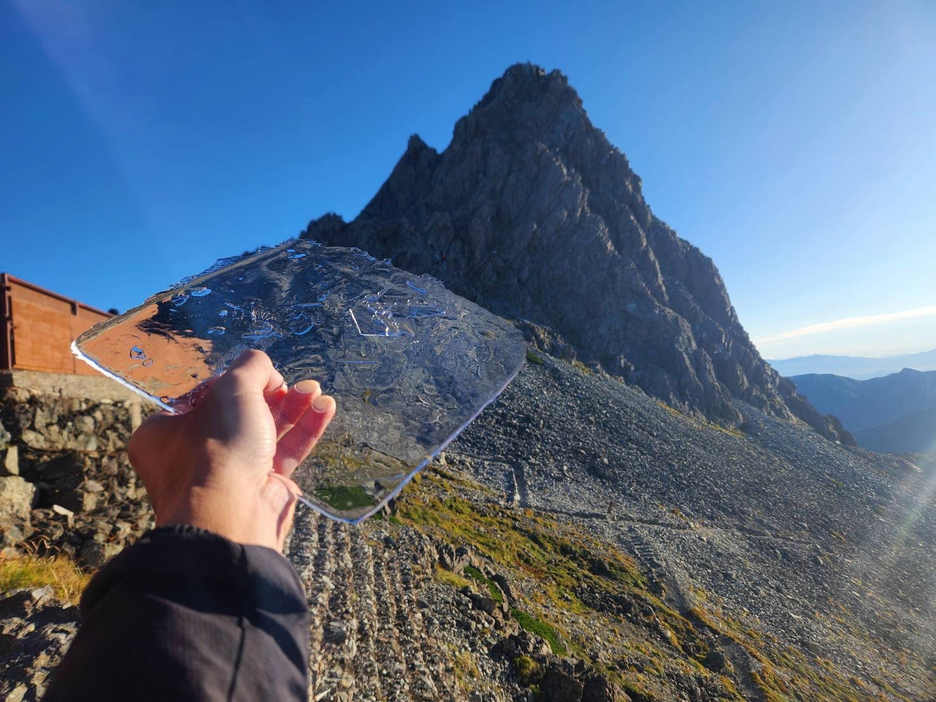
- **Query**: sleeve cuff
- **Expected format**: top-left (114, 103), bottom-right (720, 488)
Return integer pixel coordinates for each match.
top-left (79, 525), bottom-right (307, 621)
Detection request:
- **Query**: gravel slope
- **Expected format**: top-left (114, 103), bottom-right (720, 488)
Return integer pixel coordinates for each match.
top-left (450, 353), bottom-right (936, 697)
top-left (4, 354), bottom-right (936, 700)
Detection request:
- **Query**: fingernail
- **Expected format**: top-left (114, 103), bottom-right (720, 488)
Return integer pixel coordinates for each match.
top-left (294, 380), bottom-right (319, 394)
top-left (312, 395), bottom-right (333, 412)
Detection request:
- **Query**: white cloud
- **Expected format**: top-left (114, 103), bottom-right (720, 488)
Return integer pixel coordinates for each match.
top-left (755, 305), bottom-right (936, 346)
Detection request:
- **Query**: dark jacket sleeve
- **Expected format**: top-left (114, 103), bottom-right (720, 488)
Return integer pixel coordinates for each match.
top-left (44, 525), bottom-right (310, 702)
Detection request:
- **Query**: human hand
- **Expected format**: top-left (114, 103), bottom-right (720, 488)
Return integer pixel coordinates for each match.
top-left (128, 350), bottom-right (336, 552)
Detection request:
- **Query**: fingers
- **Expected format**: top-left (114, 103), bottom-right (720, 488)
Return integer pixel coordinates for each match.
top-left (273, 394), bottom-right (336, 476)
top-left (222, 349), bottom-right (287, 406)
top-left (260, 472), bottom-right (302, 552)
top-left (273, 380), bottom-right (321, 438)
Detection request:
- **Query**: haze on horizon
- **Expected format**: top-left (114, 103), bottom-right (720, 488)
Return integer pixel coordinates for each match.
top-left (757, 305), bottom-right (936, 361)
top-left (2, 0), bottom-right (934, 360)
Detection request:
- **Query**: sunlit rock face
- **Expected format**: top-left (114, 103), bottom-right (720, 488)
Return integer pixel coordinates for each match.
top-left (303, 63), bottom-right (851, 443)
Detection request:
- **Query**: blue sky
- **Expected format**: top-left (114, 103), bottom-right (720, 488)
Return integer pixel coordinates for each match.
top-left (2, 0), bottom-right (934, 360)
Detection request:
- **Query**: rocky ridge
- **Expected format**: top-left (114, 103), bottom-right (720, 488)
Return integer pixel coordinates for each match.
top-left (302, 64), bottom-right (850, 444)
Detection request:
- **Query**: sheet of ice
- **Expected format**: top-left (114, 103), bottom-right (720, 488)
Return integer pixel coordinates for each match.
top-left (73, 240), bottom-right (526, 522)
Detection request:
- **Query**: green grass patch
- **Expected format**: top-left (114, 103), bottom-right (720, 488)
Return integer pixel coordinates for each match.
top-left (395, 469), bottom-right (886, 701)
top-left (526, 348), bottom-right (545, 365)
top-left (434, 565), bottom-right (473, 590)
top-left (396, 492), bottom-right (642, 592)
top-left (452, 649), bottom-right (480, 687)
top-left (655, 400), bottom-right (743, 438)
top-left (621, 679), bottom-right (659, 700)
top-left (313, 485), bottom-right (376, 510)
top-left (0, 553), bottom-right (90, 605)
top-left (513, 655), bottom-right (541, 685)
top-left (511, 608), bottom-right (566, 655)
top-left (463, 564), bottom-right (504, 603)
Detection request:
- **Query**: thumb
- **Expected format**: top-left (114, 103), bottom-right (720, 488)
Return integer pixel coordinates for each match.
top-left (260, 473), bottom-right (301, 552)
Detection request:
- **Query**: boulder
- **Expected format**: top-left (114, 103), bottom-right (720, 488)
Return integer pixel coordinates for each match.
top-left (539, 662), bottom-right (584, 702)
top-left (323, 620), bottom-right (350, 646)
top-left (0, 475), bottom-right (36, 546)
top-left (491, 573), bottom-right (516, 603)
top-left (0, 446), bottom-right (18, 477)
top-left (0, 476), bottom-right (36, 531)
top-left (582, 674), bottom-right (621, 702)
top-left (588, 558), bottom-right (613, 578)
top-left (469, 594), bottom-right (498, 615)
top-left (703, 648), bottom-right (729, 673)
top-left (438, 543), bottom-right (473, 573)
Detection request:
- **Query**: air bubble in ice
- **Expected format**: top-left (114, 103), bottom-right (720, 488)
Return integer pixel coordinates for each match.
top-left (207, 326), bottom-right (226, 336)
top-left (190, 287), bottom-right (211, 297)
top-left (171, 293), bottom-right (190, 307)
top-left (130, 346), bottom-right (146, 359)
top-left (142, 358), bottom-right (154, 367)
top-left (407, 281), bottom-right (428, 293)
top-left (288, 321), bottom-right (314, 336)
top-left (242, 322), bottom-right (280, 341)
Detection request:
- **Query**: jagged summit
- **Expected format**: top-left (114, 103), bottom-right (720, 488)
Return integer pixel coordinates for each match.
top-left (303, 64), bottom-right (851, 443)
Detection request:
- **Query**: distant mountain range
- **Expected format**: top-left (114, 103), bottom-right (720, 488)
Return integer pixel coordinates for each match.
top-left (790, 368), bottom-right (936, 453)
top-left (791, 368), bottom-right (936, 431)
top-left (853, 404), bottom-right (936, 454)
top-left (769, 348), bottom-right (936, 379)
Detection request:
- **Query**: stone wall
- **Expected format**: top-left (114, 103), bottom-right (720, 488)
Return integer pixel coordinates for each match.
top-left (0, 370), bottom-right (144, 405)
top-left (0, 372), bottom-right (154, 568)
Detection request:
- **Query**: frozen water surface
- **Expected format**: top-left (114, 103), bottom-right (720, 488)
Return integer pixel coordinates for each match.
top-left (73, 239), bottom-right (526, 522)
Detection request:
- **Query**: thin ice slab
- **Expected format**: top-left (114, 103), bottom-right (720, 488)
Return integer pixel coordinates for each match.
top-left (73, 239), bottom-right (526, 523)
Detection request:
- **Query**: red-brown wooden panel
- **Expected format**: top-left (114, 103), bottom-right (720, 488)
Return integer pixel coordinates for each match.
top-left (10, 297), bottom-right (76, 373)
top-left (8, 280), bottom-right (74, 315)
top-left (1, 274), bottom-right (112, 374)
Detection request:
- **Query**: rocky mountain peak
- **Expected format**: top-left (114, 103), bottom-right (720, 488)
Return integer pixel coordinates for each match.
top-left (303, 64), bottom-right (852, 444)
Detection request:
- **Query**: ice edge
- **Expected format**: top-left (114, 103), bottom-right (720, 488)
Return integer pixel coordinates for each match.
top-left (303, 345), bottom-right (525, 525)
top-left (70, 339), bottom-right (175, 413)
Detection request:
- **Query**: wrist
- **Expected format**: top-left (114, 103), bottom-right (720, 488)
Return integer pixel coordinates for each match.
top-left (154, 485), bottom-right (249, 543)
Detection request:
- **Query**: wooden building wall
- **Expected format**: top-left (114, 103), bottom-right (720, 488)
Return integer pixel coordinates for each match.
top-left (0, 273), bottom-right (112, 374)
